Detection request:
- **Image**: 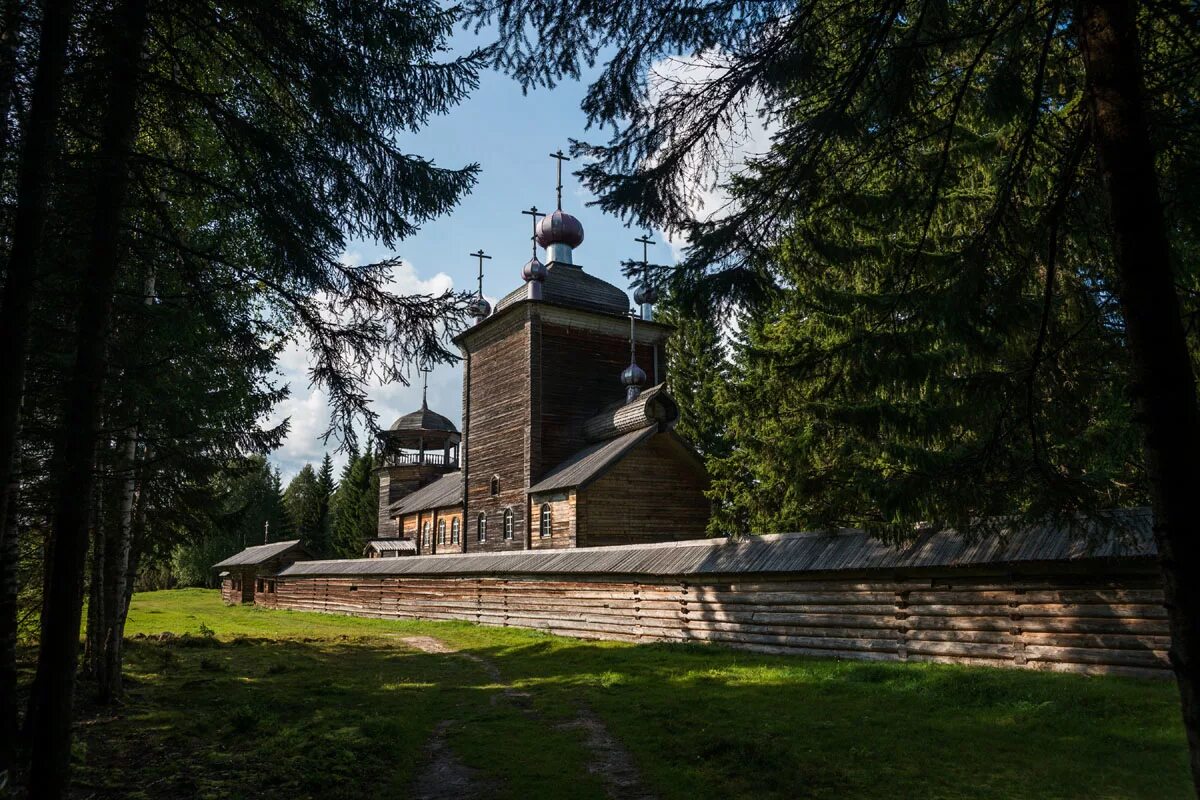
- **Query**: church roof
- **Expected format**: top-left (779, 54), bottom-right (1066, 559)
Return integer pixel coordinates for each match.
top-left (212, 539), bottom-right (308, 569)
top-left (388, 472), bottom-right (463, 516)
top-left (388, 403), bottom-right (458, 435)
top-left (529, 426), bottom-right (657, 494)
top-left (364, 539), bottom-right (418, 555)
top-left (582, 384), bottom-right (678, 442)
top-left (494, 262), bottom-right (629, 316)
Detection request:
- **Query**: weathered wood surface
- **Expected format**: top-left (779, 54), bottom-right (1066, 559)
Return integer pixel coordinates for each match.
top-left (268, 566), bottom-right (1168, 677)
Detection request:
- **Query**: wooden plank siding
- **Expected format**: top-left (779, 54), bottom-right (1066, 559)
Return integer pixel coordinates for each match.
top-left (529, 491), bottom-right (576, 549)
top-left (463, 309), bottom-right (531, 552)
top-left (536, 320), bottom-right (662, 477)
top-left (577, 434), bottom-right (709, 547)
top-left (267, 564), bottom-right (1169, 678)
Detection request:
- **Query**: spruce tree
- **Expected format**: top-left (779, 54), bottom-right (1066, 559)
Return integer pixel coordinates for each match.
top-left (316, 453), bottom-right (336, 555)
top-left (475, 0), bottom-right (1200, 783)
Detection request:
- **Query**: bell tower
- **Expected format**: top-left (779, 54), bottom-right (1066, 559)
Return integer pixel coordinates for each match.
top-left (375, 368), bottom-right (460, 538)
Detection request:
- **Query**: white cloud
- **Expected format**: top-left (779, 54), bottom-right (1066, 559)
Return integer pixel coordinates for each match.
top-left (268, 256), bottom-right (460, 482)
top-left (647, 51), bottom-right (776, 260)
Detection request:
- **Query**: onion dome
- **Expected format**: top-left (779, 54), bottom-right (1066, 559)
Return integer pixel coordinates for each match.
top-left (468, 294), bottom-right (492, 319)
top-left (522, 256), bottom-right (547, 282)
top-left (621, 361), bottom-right (647, 388)
top-left (633, 283), bottom-right (659, 306)
top-left (536, 210), bottom-right (585, 249)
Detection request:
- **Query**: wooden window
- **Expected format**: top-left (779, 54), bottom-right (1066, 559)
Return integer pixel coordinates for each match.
top-left (503, 508), bottom-right (514, 540)
top-left (256, 579), bottom-right (265, 592)
top-left (422, 521), bottom-right (430, 548)
top-left (438, 519), bottom-right (446, 545)
top-left (267, 580), bottom-right (276, 594)
top-left (477, 513), bottom-right (487, 542)
top-left (451, 517), bottom-right (460, 544)
top-left (540, 504), bottom-right (552, 538)
top-left (490, 475), bottom-right (500, 496)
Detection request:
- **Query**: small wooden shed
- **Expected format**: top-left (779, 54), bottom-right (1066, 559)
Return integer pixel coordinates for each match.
top-left (212, 540), bottom-right (313, 605)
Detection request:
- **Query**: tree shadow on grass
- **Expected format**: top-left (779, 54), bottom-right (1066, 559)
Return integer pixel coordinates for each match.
top-left (47, 625), bottom-right (1191, 800)
top-left (450, 636), bottom-right (1190, 800)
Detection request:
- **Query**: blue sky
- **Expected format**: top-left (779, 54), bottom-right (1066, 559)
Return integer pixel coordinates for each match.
top-left (267, 47), bottom-right (682, 481)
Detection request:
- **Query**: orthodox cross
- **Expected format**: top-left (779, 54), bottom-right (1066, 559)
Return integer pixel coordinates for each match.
top-left (521, 206), bottom-right (544, 255)
top-left (470, 249), bottom-right (491, 296)
top-left (635, 233), bottom-right (655, 267)
top-left (549, 149), bottom-right (571, 210)
top-left (418, 363), bottom-right (432, 408)
top-left (634, 232), bottom-right (655, 283)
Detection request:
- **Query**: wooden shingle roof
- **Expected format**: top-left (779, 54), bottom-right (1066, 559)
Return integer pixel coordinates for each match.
top-left (388, 472), bottom-right (462, 517)
top-left (529, 426), bottom-right (656, 494)
top-left (364, 539), bottom-right (418, 555)
top-left (494, 263), bottom-right (629, 316)
top-left (278, 509), bottom-right (1155, 578)
top-left (212, 539), bottom-right (307, 569)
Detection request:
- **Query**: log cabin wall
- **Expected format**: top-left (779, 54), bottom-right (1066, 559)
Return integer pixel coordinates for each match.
top-left (536, 319), bottom-right (662, 476)
top-left (267, 561), bottom-right (1168, 678)
top-left (430, 506), bottom-right (464, 554)
top-left (462, 309), bottom-right (531, 551)
top-left (529, 491), bottom-right (576, 549)
top-left (577, 436), bottom-right (710, 547)
top-left (220, 575), bottom-right (243, 605)
top-left (377, 463), bottom-right (445, 539)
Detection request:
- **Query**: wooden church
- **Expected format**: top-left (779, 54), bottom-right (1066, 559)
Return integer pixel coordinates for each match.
top-left (368, 161), bottom-right (709, 556)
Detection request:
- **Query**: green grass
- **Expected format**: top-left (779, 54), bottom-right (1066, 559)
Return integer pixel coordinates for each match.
top-left (43, 589), bottom-right (1193, 799)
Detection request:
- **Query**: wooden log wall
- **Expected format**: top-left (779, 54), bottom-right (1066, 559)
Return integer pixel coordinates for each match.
top-left (269, 566), bottom-right (1169, 677)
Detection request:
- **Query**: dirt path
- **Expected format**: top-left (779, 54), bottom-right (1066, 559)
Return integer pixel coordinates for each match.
top-left (411, 720), bottom-right (490, 800)
top-left (399, 635), bottom-right (655, 800)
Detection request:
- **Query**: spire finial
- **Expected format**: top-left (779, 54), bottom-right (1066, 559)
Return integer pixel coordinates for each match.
top-left (621, 308), bottom-right (647, 402)
top-left (520, 207), bottom-right (548, 298)
top-left (632, 233), bottom-right (660, 320)
top-left (550, 150), bottom-right (571, 210)
top-left (419, 364), bottom-right (431, 410)
top-left (521, 206), bottom-right (544, 257)
top-left (468, 250), bottom-right (494, 322)
top-left (471, 249), bottom-right (491, 296)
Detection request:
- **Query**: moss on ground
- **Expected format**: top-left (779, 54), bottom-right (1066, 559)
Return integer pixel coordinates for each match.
top-left (34, 589), bottom-right (1192, 799)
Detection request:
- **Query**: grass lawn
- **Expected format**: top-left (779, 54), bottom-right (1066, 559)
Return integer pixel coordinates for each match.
top-left (38, 588), bottom-right (1192, 799)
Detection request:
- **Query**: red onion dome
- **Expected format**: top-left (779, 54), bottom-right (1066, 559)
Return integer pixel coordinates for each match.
top-left (521, 256), bottom-right (547, 282)
top-left (535, 210), bottom-right (585, 249)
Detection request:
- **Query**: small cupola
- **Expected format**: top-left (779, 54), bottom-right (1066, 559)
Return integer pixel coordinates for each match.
top-left (621, 310), bottom-right (647, 402)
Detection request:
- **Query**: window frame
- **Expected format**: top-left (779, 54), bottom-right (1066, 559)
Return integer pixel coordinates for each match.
top-left (421, 520), bottom-right (430, 548)
top-left (503, 508), bottom-right (514, 540)
top-left (438, 519), bottom-right (446, 545)
top-left (477, 513), bottom-right (487, 542)
top-left (539, 503), bottom-right (552, 538)
top-left (451, 517), bottom-right (460, 544)
top-left (490, 474), bottom-right (500, 496)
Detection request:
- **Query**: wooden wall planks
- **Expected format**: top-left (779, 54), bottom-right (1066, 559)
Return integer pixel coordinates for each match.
top-left (267, 566), bottom-right (1168, 677)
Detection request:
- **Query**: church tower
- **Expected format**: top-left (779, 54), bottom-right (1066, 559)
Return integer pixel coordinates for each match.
top-left (374, 371), bottom-right (460, 539)
top-left (384, 149), bottom-right (710, 554)
top-left (453, 154), bottom-right (682, 551)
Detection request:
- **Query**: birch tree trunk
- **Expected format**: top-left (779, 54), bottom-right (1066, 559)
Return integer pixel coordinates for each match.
top-left (1078, 1), bottom-right (1200, 792)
